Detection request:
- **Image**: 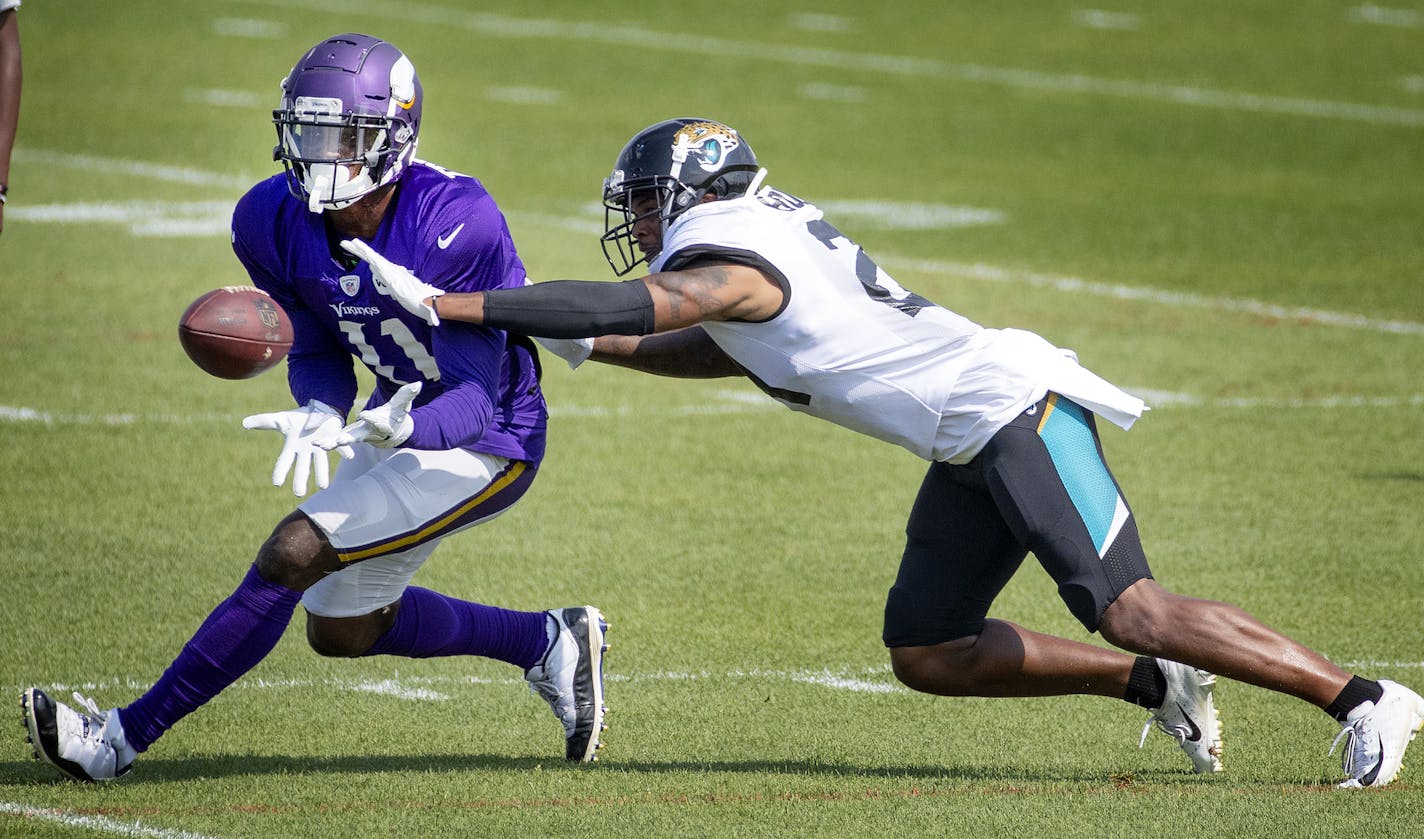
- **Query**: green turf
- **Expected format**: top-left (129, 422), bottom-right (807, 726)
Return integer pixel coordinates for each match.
top-left (2, 1), bottom-right (1422, 836)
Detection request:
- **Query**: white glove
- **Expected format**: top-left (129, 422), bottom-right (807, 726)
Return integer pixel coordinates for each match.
top-left (533, 335), bottom-right (594, 370)
top-left (242, 400), bottom-right (353, 497)
top-left (340, 239), bottom-right (444, 325)
top-left (329, 381), bottom-right (422, 448)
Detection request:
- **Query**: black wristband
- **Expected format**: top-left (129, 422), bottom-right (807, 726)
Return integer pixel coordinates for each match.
top-left (482, 279), bottom-right (656, 338)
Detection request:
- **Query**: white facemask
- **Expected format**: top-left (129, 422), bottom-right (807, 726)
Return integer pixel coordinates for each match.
top-left (303, 162), bottom-right (376, 214)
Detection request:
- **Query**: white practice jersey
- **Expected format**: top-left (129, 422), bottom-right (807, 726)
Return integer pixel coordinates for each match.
top-left (649, 186), bottom-right (1146, 464)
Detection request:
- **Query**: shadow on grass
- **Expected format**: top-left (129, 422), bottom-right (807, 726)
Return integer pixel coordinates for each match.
top-left (0, 753), bottom-right (1203, 787)
top-left (1355, 471), bottom-right (1424, 483)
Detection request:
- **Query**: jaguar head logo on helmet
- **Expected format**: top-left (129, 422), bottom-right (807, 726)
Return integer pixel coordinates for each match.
top-left (600, 118), bottom-right (762, 275)
top-left (671, 121), bottom-right (744, 175)
top-left (272, 33), bottom-right (423, 214)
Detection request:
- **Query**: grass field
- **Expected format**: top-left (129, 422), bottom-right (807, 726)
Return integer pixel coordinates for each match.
top-left (3, 1), bottom-right (1423, 836)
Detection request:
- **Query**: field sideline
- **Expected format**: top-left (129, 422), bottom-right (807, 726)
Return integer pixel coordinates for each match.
top-left (2, 1), bottom-right (1422, 837)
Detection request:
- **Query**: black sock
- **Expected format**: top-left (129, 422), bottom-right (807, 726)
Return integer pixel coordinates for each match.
top-left (1324, 676), bottom-right (1385, 722)
top-left (1124, 656), bottom-right (1167, 709)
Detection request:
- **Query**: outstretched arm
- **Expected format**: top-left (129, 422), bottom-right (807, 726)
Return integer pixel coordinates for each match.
top-left (430, 263), bottom-right (783, 337)
top-left (341, 238), bottom-right (781, 376)
top-left (591, 326), bottom-right (744, 378)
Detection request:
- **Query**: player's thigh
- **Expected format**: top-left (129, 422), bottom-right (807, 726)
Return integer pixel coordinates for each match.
top-left (979, 394), bottom-right (1150, 631)
top-left (883, 460), bottom-right (1028, 647)
top-left (298, 446), bottom-right (537, 618)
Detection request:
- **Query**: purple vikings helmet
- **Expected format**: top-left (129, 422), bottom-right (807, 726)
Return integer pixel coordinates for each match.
top-left (273, 33), bottom-right (423, 213)
top-left (601, 118), bottom-right (761, 275)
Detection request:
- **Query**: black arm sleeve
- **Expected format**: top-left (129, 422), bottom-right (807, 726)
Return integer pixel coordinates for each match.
top-left (480, 279), bottom-right (656, 338)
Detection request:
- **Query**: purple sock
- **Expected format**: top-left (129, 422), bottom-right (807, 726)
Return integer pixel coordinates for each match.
top-left (120, 565), bottom-right (301, 752)
top-left (364, 587), bottom-right (549, 670)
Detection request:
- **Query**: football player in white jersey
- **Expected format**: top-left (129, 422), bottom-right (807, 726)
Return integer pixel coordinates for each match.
top-left (353, 118), bottom-right (1423, 788)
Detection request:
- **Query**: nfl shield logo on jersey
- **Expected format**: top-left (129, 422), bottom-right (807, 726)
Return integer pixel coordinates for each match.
top-left (339, 274), bottom-right (361, 296)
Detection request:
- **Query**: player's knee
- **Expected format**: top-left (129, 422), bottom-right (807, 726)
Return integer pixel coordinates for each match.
top-left (254, 512), bottom-right (338, 591)
top-left (305, 629), bottom-right (366, 658)
top-left (305, 615), bottom-right (376, 658)
top-left (889, 642), bottom-right (977, 695)
top-left (1099, 579), bottom-right (1173, 653)
top-left (889, 647), bottom-right (934, 691)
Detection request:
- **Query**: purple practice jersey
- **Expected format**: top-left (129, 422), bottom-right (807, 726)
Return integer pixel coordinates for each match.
top-left (230, 160), bottom-right (546, 464)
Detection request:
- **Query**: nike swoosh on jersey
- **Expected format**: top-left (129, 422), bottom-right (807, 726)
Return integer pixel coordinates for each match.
top-left (437, 223), bottom-right (466, 250)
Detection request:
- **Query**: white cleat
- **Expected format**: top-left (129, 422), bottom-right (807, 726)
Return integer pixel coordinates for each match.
top-left (1331, 679), bottom-right (1424, 789)
top-left (21, 688), bottom-right (137, 782)
top-left (524, 606), bottom-right (608, 762)
top-left (1139, 659), bottom-right (1223, 773)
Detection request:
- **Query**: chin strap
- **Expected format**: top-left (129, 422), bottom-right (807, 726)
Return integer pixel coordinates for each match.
top-left (306, 171), bottom-right (333, 214)
top-left (304, 163), bottom-right (377, 214)
top-left (747, 167), bottom-right (769, 196)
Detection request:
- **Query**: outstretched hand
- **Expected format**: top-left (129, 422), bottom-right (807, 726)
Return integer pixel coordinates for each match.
top-left (242, 400), bottom-right (353, 497)
top-left (340, 239), bottom-right (444, 325)
top-left (325, 381), bottom-right (423, 449)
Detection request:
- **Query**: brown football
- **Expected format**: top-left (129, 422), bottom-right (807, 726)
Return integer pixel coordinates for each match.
top-left (178, 287), bottom-right (293, 380)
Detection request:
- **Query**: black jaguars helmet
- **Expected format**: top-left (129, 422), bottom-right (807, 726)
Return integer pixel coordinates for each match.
top-left (601, 118), bottom-right (762, 275)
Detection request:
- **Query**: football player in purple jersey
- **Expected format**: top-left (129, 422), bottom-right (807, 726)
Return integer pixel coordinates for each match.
top-left (21, 34), bottom-right (608, 781)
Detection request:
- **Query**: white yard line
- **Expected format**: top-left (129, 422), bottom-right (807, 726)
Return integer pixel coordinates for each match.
top-left (12, 147), bottom-right (1422, 337)
top-left (348, 678), bottom-right (451, 701)
top-left (230, 0), bottom-right (1424, 127)
top-left (0, 802), bottom-right (223, 839)
top-left (880, 256), bottom-right (1424, 337)
top-left (210, 17), bottom-right (286, 38)
top-left (1349, 4), bottom-right (1422, 28)
top-left (11, 149), bottom-right (254, 190)
top-left (1133, 390), bottom-right (1424, 410)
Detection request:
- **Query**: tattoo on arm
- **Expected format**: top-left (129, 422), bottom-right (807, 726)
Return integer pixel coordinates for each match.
top-left (661, 266), bottom-right (737, 322)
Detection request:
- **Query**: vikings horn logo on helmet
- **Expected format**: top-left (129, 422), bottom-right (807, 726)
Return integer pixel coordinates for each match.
top-left (273, 34), bottom-right (424, 213)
